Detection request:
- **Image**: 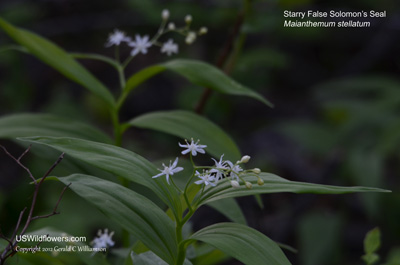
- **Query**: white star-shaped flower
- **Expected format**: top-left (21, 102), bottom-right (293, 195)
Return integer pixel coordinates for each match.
top-left (226, 161), bottom-right (243, 181)
top-left (152, 157), bottom-right (183, 184)
top-left (194, 171), bottom-right (216, 186)
top-left (105, 29), bottom-right (130, 47)
top-left (210, 154), bottom-right (229, 182)
top-left (179, 139), bottom-right (207, 156)
top-left (161, 39), bottom-right (179, 56)
top-left (91, 229), bottom-right (115, 250)
top-left (129, 35), bottom-right (152, 56)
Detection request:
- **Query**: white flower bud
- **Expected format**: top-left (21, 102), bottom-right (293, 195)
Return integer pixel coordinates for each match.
top-left (230, 180), bottom-right (240, 188)
top-left (162, 9), bottom-right (170, 20)
top-left (185, 31), bottom-right (196, 44)
top-left (245, 181), bottom-right (252, 189)
top-left (168, 22), bottom-right (176, 30)
top-left (257, 178), bottom-right (264, 186)
top-left (185, 14), bottom-right (192, 23)
top-left (253, 168), bottom-right (261, 174)
top-left (199, 27), bottom-right (208, 35)
top-left (240, 155), bottom-right (251, 163)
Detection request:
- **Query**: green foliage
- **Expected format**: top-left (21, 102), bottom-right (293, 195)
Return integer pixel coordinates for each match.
top-left (122, 59), bottom-right (273, 108)
top-left (0, 113), bottom-right (112, 143)
top-left (196, 173), bottom-right (389, 206)
top-left (0, 6), bottom-right (394, 265)
top-left (130, 251), bottom-right (193, 265)
top-left (189, 223), bottom-right (291, 265)
top-left (207, 198), bottom-right (247, 225)
top-left (126, 110), bottom-right (241, 161)
top-left (56, 174), bottom-right (178, 265)
top-left (20, 136), bottom-right (183, 218)
top-left (362, 228), bottom-right (381, 265)
top-left (0, 17), bottom-right (115, 108)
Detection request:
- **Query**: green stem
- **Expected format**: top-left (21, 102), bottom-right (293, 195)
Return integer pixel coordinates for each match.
top-left (110, 60), bottom-right (132, 248)
top-left (117, 65), bottom-right (126, 90)
top-left (183, 154), bottom-right (196, 213)
top-left (175, 210), bottom-right (195, 265)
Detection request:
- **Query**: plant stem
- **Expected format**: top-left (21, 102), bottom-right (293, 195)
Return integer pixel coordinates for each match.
top-left (175, 209), bottom-right (195, 265)
top-left (195, 0), bottom-right (250, 114)
top-left (117, 65), bottom-right (126, 90)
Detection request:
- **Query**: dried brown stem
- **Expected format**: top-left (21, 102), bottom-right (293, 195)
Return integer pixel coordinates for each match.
top-left (31, 183), bottom-right (71, 221)
top-left (0, 146), bottom-right (67, 264)
top-left (195, 11), bottom-right (245, 114)
top-left (0, 145), bottom-right (36, 183)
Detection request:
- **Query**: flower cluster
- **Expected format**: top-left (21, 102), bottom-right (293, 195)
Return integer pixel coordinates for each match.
top-left (91, 229), bottom-right (115, 252)
top-left (105, 9), bottom-right (207, 57)
top-left (152, 139), bottom-right (264, 189)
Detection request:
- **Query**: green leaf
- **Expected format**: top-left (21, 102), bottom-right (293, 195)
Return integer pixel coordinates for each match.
top-left (126, 110), bottom-right (241, 161)
top-left (362, 253), bottom-right (380, 265)
top-left (121, 59), bottom-right (272, 107)
top-left (197, 173), bottom-right (391, 206)
top-left (20, 136), bottom-right (182, 219)
top-left (0, 113), bottom-right (112, 143)
top-left (193, 247), bottom-right (229, 265)
top-left (56, 174), bottom-right (177, 264)
top-left (130, 251), bottom-right (193, 265)
top-left (189, 222), bottom-right (291, 265)
top-left (364, 227), bottom-right (381, 255)
top-left (207, 198), bottom-right (247, 225)
top-left (0, 17), bottom-right (115, 108)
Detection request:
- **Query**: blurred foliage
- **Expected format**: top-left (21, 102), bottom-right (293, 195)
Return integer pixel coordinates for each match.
top-left (0, 0), bottom-right (399, 264)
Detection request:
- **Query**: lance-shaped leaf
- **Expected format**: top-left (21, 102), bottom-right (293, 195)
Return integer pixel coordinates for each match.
top-left (125, 110), bottom-right (241, 161)
top-left (189, 222), bottom-right (291, 265)
top-left (196, 173), bottom-right (390, 206)
top-left (0, 17), bottom-right (115, 108)
top-left (0, 113), bottom-right (112, 143)
top-left (20, 136), bottom-right (183, 219)
top-left (55, 174), bottom-right (177, 264)
top-left (120, 59), bottom-right (272, 107)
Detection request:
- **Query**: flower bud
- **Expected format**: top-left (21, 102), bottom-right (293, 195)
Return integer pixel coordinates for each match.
top-left (253, 168), bottom-right (261, 174)
top-left (199, 27), bottom-right (208, 35)
top-left (245, 181), bottom-right (252, 189)
top-left (240, 155), bottom-right (251, 163)
top-left (168, 22), bottom-right (176, 30)
top-left (257, 178), bottom-right (264, 186)
top-left (185, 14), bottom-right (192, 23)
top-left (162, 9), bottom-right (170, 20)
top-left (185, 31), bottom-right (196, 44)
top-left (230, 180), bottom-right (240, 188)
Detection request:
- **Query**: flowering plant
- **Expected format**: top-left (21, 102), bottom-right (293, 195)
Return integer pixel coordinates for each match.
top-left (0, 7), bottom-right (390, 265)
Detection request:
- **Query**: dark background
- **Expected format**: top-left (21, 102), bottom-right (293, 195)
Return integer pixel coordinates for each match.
top-left (0, 0), bottom-right (399, 264)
